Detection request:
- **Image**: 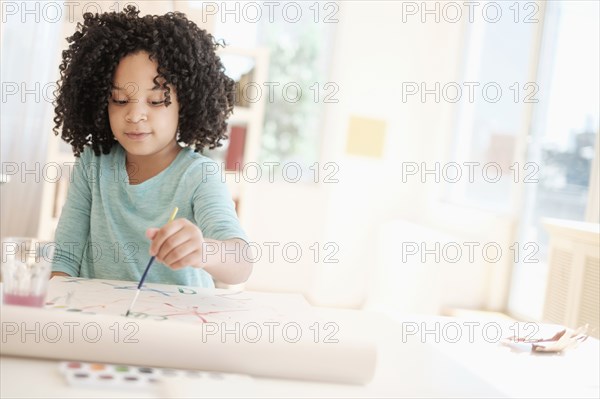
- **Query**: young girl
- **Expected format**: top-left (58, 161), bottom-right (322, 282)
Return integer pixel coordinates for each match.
top-left (51, 6), bottom-right (252, 287)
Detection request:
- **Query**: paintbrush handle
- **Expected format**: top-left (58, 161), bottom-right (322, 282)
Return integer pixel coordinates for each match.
top-left (136, 207), bottom-right (179, 289)
top-left (137, 256), bottom-right (156, 289)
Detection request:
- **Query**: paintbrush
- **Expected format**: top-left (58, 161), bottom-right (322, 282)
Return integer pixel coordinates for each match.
top-left (125, 207), bottom-right (179, 317)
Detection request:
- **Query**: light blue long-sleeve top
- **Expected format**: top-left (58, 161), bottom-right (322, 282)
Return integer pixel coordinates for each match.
top-left (51, 144), bottom-right (248, 288)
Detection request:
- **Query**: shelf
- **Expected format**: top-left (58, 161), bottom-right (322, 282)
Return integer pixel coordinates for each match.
top-left (229, 107), bottom-right (252, 124)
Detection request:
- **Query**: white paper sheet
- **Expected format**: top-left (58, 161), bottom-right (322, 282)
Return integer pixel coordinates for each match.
top-left (1, 278), bottom-right (377, 384)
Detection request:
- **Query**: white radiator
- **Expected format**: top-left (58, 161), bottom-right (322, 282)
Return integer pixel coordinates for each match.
top-left (543, 218), bottom-right (600, 338)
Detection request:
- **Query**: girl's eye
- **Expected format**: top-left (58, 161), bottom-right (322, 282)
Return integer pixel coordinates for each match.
top-left (110, 98), bottom-right (165, 106)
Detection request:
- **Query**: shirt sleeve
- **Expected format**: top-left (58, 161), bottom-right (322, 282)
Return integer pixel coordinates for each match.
top-left (192, 160), bottom-right (249, 242)
top-left (51, 148), bottom-right (93, 276)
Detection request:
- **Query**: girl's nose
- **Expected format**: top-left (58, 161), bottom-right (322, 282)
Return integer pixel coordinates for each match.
top-left (125, 102), bottom-right (148, 123)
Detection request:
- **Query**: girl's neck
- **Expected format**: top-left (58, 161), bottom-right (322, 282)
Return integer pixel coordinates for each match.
top-left (125, 141), bottom-right (182, 185)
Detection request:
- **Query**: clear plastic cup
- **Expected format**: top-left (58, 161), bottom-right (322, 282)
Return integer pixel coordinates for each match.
top-left (1, 237), bottom-right (55, 307)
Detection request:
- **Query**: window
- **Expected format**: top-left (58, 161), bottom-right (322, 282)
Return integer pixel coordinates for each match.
top-left (208, 1), bottom-right (336, 169)
top-left (443, 2), bottom-right (541, 213)
top-left (444, 2), bottom-right (539, 212)
top-left (508, 0), bottom-right (599, 320)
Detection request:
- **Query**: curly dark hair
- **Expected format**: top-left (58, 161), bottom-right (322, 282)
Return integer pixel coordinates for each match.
top-left (53, 5), bottom-right (234, 156)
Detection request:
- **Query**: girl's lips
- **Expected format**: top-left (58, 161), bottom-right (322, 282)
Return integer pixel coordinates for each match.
top-left (124, 132), bottom-right (151, 141)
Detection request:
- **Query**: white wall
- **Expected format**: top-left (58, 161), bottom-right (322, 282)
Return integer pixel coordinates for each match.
top-left (242, 2), bottom-right (518, 313)
top-left (242, 2), bottom-right (511, 312)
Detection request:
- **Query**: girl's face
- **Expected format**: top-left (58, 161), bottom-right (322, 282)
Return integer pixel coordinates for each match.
top-left (108, 51), bottom-right (179, 158)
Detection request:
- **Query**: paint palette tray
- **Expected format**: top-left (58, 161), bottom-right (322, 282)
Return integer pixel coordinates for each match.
top-left (59, 361), bottom-right (254, 392)
top-left (60, 362), bottom-right (159, 390)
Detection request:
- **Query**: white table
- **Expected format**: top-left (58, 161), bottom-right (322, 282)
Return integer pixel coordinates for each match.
top-left (1, 308), bottom-right (598, 398)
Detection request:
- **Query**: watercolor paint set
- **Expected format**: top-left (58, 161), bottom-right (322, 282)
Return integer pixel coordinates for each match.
top-left (59, 361), bottom-right (253, 392)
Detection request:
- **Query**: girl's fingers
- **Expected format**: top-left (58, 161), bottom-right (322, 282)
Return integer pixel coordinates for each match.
top-left (169, 249), bottom-right (202, 270)
top-left (157, 233), bottom-right (193, 263)
top-left (150, 219), bottom-right (185, 255)
top-left (146, 227), bottom-right (160, 240)
top-left (163, 241), bottom-right (199, 269)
